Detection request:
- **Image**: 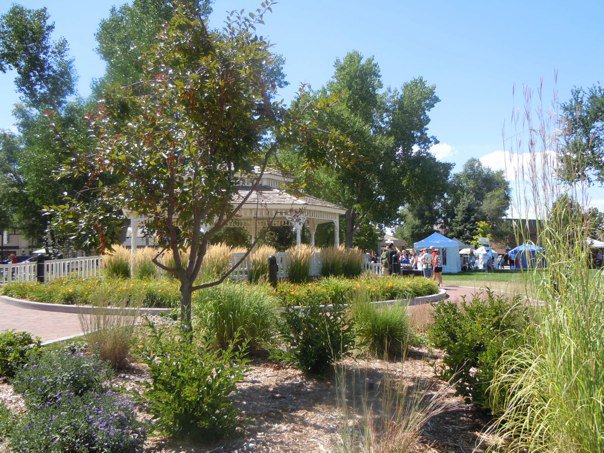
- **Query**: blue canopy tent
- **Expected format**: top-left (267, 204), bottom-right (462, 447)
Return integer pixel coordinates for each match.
top-left (508, 243), bottom-right (545, 269)
top-left (414, 232), bottom-right (462, 273)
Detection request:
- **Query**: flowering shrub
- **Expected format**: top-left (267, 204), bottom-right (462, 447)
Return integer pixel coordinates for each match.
top-left (0, 330), bottom-right (41, 379)
top-left (12, 347), bottom-right (112, 407)
top-left (10, 391), bottom-right (145, 452)
top-left (142, 325), bottom-right (248, 440)
top-left (1, 277), bottom-right (179, 308)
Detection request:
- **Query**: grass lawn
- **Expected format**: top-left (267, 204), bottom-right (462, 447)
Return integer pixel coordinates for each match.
top-left (444, 270), bottom-right (531, 295)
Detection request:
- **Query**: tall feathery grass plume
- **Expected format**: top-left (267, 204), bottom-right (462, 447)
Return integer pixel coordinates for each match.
top-left (486, 77), bottom-right (604, 452)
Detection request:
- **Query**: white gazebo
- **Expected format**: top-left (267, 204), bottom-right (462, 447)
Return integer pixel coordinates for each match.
top-left (126, 170), bottom-right (346, 251)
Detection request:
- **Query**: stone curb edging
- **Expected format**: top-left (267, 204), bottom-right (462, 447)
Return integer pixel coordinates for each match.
top-left (288, 288), bottom-right (447, 311)
top-left (0, 295), bottom-right (172, 315)
top-left (1, 289), bottom-right (447, 316)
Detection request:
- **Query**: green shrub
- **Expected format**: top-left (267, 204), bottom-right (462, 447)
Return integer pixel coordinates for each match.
top-left (428, 290), bottom-right (529, 408)
top-left (194, 283), bottom-right (278, 353)
top-left (279, 298), bottom-right (354, 375)
top-left (10, 392), bottom-right (145, 452)
top-left (286, 245), bottom-right (312, 283)
top-left (141, 325), bottom-right (248, 440)
top-left (13, 347), bottom-right (112, 407)
top-left (0, 401), bottom-right (15, 441)
top-left (353, 296), bottom-right (413, 359)
top-left (0, 330), bottom-right (41, 379)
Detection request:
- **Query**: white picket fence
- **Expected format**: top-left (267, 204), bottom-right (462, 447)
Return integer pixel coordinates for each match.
top-left (0, 262), bottom-right (37, 284)
top-left (44, 256), bottom-right (102, 282)
top-left (229, 251), bottom-right (382, 281)
top-left (0, 252), bottom-right (383, 285)
top-left (0, 256), bottom-right (102, 284)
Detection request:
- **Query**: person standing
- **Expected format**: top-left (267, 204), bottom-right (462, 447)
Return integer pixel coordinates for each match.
top-left (432, 248), bottom-right (443, 287)
top-left (421, 249), bottom-right (432, 278)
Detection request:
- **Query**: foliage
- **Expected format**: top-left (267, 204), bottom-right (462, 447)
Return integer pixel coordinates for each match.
top-left (13, 347), bottom-right (112, 407)
top-left (10, 391), bottom-right (145, 453)
top-left (560, 83), bottom-right (604, 183)
top-left (352, 295), bottom-right (413, 359)
top-left (275, 275), bottom-right (437, 308)
top-left (64, 1), bottom-right (289, 333)
top-left (0, 330), bottom-right (41, 379)
top-left (286, 51), bottom-right (446, 247)
top-left (133, 247), bottom-right (159, 279)
top-left (201, 242), bottom-right (237, 281)
top-left (1, 277), bottom-right (180, 308)
top-left (141, 324), bottom-right (248, 440)
top-left (279, 298), bottom-right (354, 375)
top-left (0, 401), bottom-right (15, 441)
top-left (320, 246), bottom-right (363, 278)
top-left (194, 283), bottom-right (279, 353)
top-left (441, 158), bottom-right (511, 244)
top-left (248, 245), bottom-right (276, 283)
top-left (286, 244), bottom-right (312, 283)
top-left (428, 291), bottom-right (529, 408)
top-left (80, 288), bottom-right (140, 370)
top-left (0, 5), bottom-right (74, 109)
top-left (102, 245), bottom-right (131, 279)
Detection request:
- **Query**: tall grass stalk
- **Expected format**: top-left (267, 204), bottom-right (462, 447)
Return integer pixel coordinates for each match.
top-left (286, 244), bottom-right (312, 283)
top-left (79, 289), bottom-right (141, 370)
top-left (101, 245), bottom-right (131, 279)
top-left (335, 364), bottom-right (444, 452)
top-left (133, 247), bottom-right (159, 279)
top-left (201, 243), bottom-right (234, 281)
top-left (487, 81), bottom-right (604, 451)
top-left (248, 245), bottom-right (276, 283)
top-left (321, 246), bottom-right (363, 278)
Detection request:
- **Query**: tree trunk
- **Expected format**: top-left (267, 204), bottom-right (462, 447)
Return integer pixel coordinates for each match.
top-left (345, 208), bottom-right (356, 249)
top-left (179, 279), bottom-right (193, 335)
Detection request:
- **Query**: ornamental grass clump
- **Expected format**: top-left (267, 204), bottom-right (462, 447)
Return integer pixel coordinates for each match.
top-left (80, 288), bottom-right (141, 370)
top-left (133, 247), bottom-right (159, 279)
top-left (201, 242), bottom-right (235, 281)
top-left (320, 246), bottom-right (363, 278)
top-left (352, 292), bottom-right (413, 359)
top-left (102, 245), bottom-right (131, 279)
top-left (194, 282), bottom-right (279, 353)
top-left (286, 244), bottom-right (313, 283)
top-left (248, 245), bottom-right (276, 283)
top-left (485, 84), bottom-right (604, 451)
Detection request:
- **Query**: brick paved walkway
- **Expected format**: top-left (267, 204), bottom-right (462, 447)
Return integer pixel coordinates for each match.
top-left (0, 299), bottom-right (85, 344)
top-left (0, 286), bottom-right (482, 344)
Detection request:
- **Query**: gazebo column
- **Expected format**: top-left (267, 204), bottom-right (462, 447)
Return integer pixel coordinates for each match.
top-left (334, 217), bottom-right (340, 247)
top-left (129, 217), bottom-right (139, 277)
top-left (308, 219), bottom-right (319, 249)
top-left (286, 210), bottom-right (307, 247)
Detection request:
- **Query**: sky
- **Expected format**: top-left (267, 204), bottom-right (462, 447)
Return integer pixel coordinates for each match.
top-left (1, 0), bottom-right (604, 215)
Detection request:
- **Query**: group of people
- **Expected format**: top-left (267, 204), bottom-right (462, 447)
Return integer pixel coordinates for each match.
top-left (376, 243), bottom-right (444, 287)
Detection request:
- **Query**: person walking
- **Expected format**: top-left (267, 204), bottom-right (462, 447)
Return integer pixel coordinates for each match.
top-left (432, 248), bottom-right (443, 287)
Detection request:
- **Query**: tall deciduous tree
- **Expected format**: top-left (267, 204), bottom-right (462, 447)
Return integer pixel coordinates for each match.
top-left (441, 158), bottom-right (511, 243)
top-left (289, 51), bottom-right (446, 247)
top-left (561, 84), bottom-right (604, 184)
top-left (0, 5), bottom-right (78, 247)
top-left (72, 1), bottom-right (288, 332)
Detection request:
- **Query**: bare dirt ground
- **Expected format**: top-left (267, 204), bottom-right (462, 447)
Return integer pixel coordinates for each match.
top-left (0, 347), bottom-right (493, 452)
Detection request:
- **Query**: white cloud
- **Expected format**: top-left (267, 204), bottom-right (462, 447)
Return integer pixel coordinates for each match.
top-left (429, 143), bottom-right (453, 160)
top-left (479, 150), bottom-right (558, 182)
